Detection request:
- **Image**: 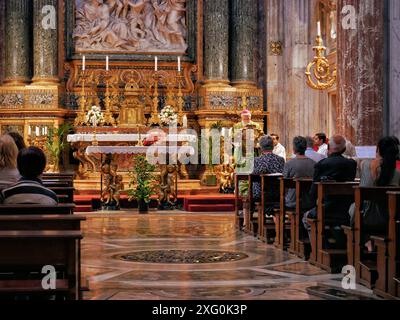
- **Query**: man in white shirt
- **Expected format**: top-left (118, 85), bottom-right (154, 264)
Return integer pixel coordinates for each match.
top-left (305, 136), bottom-right (326, 163)
top-left (314, 133), bottom-right (328, 157)
top-left (271, 133), bottom-right (287, 161)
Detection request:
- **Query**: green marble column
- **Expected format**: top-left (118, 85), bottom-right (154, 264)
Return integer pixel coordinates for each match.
top-left (4, 0), bottom-right (31, 85)
top-left (230, 0), bottom-right (257, 87)
top-left (33, 0), bottom-right (58, 83)
top-left (203, 0), bottom-right (230, 85)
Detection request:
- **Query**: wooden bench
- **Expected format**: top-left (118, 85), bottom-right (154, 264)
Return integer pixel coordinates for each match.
top-left (308, 182), bottom-right (359, 273)
top-left (387, 192), bottom-right (400, 298)
top-left (0, 215), bottom-right (85, 231)
top-left (0, 230), bottom-right (82, 300)
top-left (292, 178), bottom-right (313, 258)
top-left (275, 178), bottom-right (296, 250)
top-left (0, 204), bottom-right (76, 215)
top-left (49, 187), bottom-right (75, 204)
top-left (43, 180), bottom-right (73, 188)
top-left (353, 187), bottom-right (400, 289)
top-left (259, 174), bottom-right (282, 243)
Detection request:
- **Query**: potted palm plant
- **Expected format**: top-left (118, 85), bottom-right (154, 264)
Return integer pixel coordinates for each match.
top-left (128, 155), bottom-right (157, 213)
top-left (45, 123), bottom-right (73, 173)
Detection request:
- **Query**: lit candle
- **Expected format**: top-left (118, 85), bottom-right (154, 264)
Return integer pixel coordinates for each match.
top-left (183, 115), bottom-right (188, 128)
top-left (178, 56), bottom-right (181, 73)
top-left (28, 126), bottom-right (31, 136)
top-left (317, 21), bottom-right (321, 37)
top-left (44, 127), bottom-right (48, 135)
top-left (106, 56), bottom-right (109, 71)
top-left (155, 56), bottom-right (158, 71)
top-left (82, 55), bottom-right (86, 71)
top-left (42, 127), bottom-right (45, 136)
top-left (35, 126), bottom-right (40, 137)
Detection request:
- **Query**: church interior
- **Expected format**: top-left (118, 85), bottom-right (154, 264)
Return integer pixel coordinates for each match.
top-left (0, 0), bottom-right (399, 303)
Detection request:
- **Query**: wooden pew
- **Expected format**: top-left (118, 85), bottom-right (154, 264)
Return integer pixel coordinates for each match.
top-left (0, 230), bottom-right (83, 300)
top-left (0, 204), bottom-right (76, 215)
top-left (387, 192), bottom-right (400, 298)
top-left (43, 180), bottom-right (73, 188)
top-left (258, 174), bottom-right (282, 243)
top-left (0, 215), bottom-right (85, 300)
top-left (354, 187), bottom-right (400, 289)
top-left (49, 187), bottom-right (75, 204)
top-left (292, 178), bottom-right (313, 258)
top-left (353, 187), bottom-right (400, 289)
top-left (0, 215), bottom-right (85, 231)
top-left (275, 178), bottom-right (296, 250)
top-left (308, 182), bottom-right (359, 272)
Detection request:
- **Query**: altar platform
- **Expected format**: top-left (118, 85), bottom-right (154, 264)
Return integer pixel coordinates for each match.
top-left (74, 191), bottom-right (237, 213)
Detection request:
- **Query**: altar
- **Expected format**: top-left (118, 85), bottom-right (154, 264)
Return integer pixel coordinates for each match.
top-left (67, 128), bottom-right (200, 193)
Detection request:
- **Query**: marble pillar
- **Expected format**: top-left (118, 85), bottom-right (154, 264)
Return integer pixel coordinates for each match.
top-left (230, 0), bottom-right (258, 87)
top-left (388, 0), bottom-right (400, 137)
top-left (337, 0), bottom-right (385, 145)
top-left (32, 0), bottom-right (58, 83)
top-left (203, 0), bottom-right (230, 85)
top-left (4, 0), bottom-right (31, 85)
top-left (0, 0), bottom-right (5, 84)
top-left (265, 0), bottom-right (328, 153)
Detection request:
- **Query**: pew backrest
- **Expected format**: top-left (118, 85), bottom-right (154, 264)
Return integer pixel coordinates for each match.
top-left (0, 204), bottom-right (76, 215)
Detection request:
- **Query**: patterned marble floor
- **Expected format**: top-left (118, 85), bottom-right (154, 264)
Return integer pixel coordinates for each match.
top-left (79, 210), bottom-right (378, 300)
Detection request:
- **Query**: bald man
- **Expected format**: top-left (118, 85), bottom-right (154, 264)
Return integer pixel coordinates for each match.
top-left (303, 135), bottom-right (357, 241)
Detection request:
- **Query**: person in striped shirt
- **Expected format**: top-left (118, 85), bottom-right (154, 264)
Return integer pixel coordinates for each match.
top-left (0, 147), bottom-right (58, 205)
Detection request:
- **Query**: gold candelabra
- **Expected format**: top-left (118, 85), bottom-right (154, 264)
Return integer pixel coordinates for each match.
top-left (103, 73), bottom-right (116, 126)
top-left (150, 72), bottom-right (160, 125)
top-left (74, 70), bottom-right (88, 126)
top-left (305, 35), bottom-right (337, 90)
top-left (176, 71), bottom-right (185, 126)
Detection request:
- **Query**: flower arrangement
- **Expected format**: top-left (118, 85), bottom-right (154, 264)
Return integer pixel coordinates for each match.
top-left (86, 105), bottom-right (104, 127)
top-left (159, 105), bottom-right (178, 126)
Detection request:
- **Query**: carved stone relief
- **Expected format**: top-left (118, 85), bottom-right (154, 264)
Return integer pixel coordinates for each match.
top-left (73, 0), bottom-right (188, 53)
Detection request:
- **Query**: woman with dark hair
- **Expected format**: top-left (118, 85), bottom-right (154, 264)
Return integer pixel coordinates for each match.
top-left (349, 136), bottom-right (400, 251)
top-left (7, 132), bottom-right (26, 151)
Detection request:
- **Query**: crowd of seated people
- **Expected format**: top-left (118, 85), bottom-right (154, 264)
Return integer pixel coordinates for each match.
top-left (0, 132), bottom-right (57, 205)
top-left (249, 132), bottom-right (400, 250)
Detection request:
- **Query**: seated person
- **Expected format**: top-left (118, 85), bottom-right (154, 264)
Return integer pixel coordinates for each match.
top-left (271, 133), bottom-right (287, 161)
top-left (1, 147), bottom-right (58, 205)
top-left (7, 131), bottom-right (26, 151)
top-left (304, 136), bottom-right (326, 163)
top-left (303, 135), bottom-right (357, 242)
top-left (349, 136), bottom-right (400, 251)
top-left (314, 133), bottom-right (329, 157)
top-left (252, 135), bottom-right (285, 203)
top-left (283, 136), bottom-right (316, 209)
top-left (0, 134), bottom-right (21, 191)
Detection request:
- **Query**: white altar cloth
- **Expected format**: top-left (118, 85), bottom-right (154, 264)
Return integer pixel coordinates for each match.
top-left (67, 133), bottom-right (197, 143)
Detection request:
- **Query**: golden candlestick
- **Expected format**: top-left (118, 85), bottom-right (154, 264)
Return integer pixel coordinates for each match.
top-left (150, 72), bottom-right (160, 125)
top-left (74, 70), bottom-right (88, 126)
top-left (103, 73), bottom-right (116, 126)
top-left (176, 72), bottom-right (185, 126)
top-left (305, 35), bottom-right (337, 90)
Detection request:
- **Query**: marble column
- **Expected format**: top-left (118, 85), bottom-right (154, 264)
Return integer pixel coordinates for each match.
top-left (203, 0), bottom-right (230, 86)
top-left (4, 0), bottom-right (31, 85)
top-left (230, 0), bottom-right (258, 88)
top-left (0, 0), bottom-right (5, 84)
top-left (387, 0), bottom-right (400, 138)
top-left (337, 0), bottom-right (385, 145)
top-left (32, 0), bottom-right (58, 83)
